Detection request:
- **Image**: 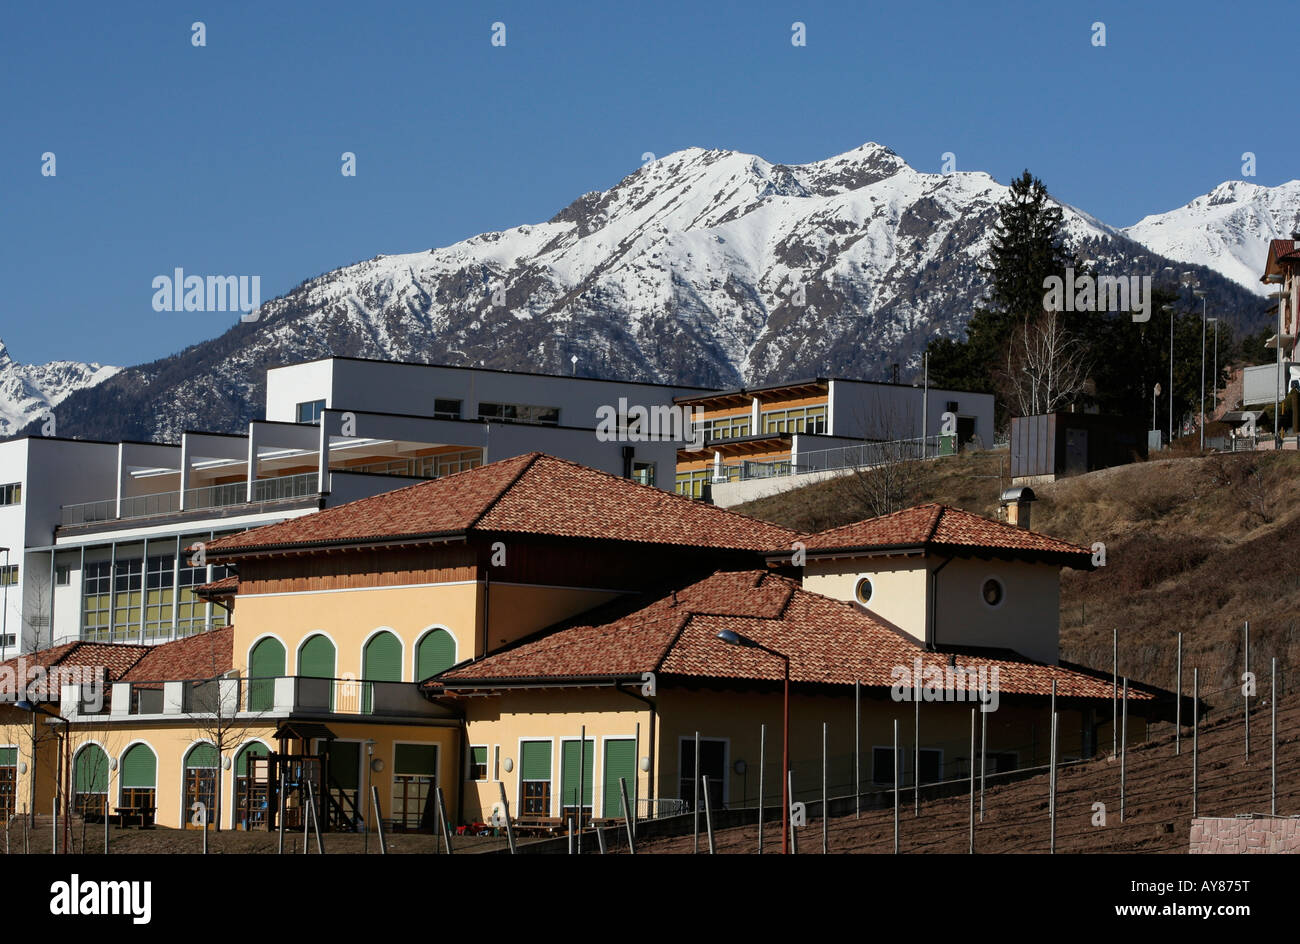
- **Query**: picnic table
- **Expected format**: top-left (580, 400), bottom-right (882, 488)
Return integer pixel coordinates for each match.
top-left (114, 806), bottom-right (157, 829)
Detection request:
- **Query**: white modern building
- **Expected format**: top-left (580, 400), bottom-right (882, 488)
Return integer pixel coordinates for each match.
top-left (0, 356), bottom-right (710, 656)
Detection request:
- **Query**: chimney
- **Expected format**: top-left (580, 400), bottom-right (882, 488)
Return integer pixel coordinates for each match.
top-left (999, 486), bottom-right (1036, 530)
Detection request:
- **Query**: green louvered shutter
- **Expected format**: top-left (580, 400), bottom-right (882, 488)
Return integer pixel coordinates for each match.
top-left (249, 637), bottom-right (286, 711)
top-left (520, 741), bottom-right (551, 782)
top-left (560, 739), bottom-right (595, 811)
top-left (0, 747), bottom-right (17, 766)
top-left (186, 743), bottom-right (219, 769)
top-left (394, 743), bottom-right (437, 776)
top-left (603, 739), bottom-right (636, 818)
top-left (299, 635), bottom-right (335, 678)
top-left (120, 744), bottom-right (157, 788)
top-left (74, 746), bottom-right (109, 792)
top-left (235, 743), bottom-right (267, 777)
top-left (416, 629), bottom-right (456, 680)
top-left (470, 746), bottom-right (487, 779)
top-left (364, 632), bottom-right (402, 681)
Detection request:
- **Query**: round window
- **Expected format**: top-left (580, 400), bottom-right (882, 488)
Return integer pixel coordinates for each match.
top-left (854, 576), bottom-right (873, 605)
top-left (981, 578), bottom-right (1004, 607)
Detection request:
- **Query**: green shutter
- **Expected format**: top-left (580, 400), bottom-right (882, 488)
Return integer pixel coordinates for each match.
top-left (235, 742), bottom-right (267, 777)
top-left (520, 741), bottom-right (551, 781)
top-left (298, 634), bottom-right (335, 678)
top-left (363, 632), bottom-right (402, 682)
top-left (394, 743), bottom-right (437, 776)
top-left (249, 637), bottom-right (286, 711)
top-left (0, 747), bottom-right (17, 766)
top-left (74, 746), bottom-right (109, 793)
top-left (185, 743), bottom-right (219, 769)
top-left (471, 746), bottom-right (487, 768)
top-left (416, 629), bottom-right (456, 680)
top-left (603, 739), bottom-right (636, 818)
top-left (120, 744), bottom-right (157, 788)
top-left (328, 741), bottom-right (361, 790)
top-left (559, 739), bottom-right (594, 808)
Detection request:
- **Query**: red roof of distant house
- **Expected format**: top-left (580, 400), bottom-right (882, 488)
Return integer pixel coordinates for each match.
top-left (204, 452), bottom-right (798, 557)
top-left (194, 575), bottom-right (238, 598)
top-left (121, 627), bottom-right (233, 682)
top-left (431, 570), bottom-right (1143, 700)
top-left (0, 641), bottom-right (151, 688)
top-left (792, 503), bottom-right (1092, 567)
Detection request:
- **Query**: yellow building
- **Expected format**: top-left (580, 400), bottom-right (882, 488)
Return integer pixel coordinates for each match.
top-left (2, 452), bottom-right (1163, 836)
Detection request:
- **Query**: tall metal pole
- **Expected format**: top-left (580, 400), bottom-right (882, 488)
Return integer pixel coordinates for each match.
top-left (693, 731), bottom-right (700, 854)
top-left (1176, 633), bottom-right (1182, 755)
top-left (892, 718), bottom-right (899, 855)
top-left (277, 771), bottom-right (285, 855)
top-left (1, 548), bottom-right (9, 663)
top-left (497, 782), bottom-right (516, 855)
top-left (1271, 657), bottom-right (1278, 816)
top-left (1120, 677), bottom-right (1128, 822)
top-left (914, 688), bottom-right (920, 817)
top-left (979, 707), bottom-right (987, 822)
top-left (577, 725), bottom-right (585, 853)
top-left (782, 657), bottom-right (790, 856)
top-left (854, 682), bottom-right (860, 819)
top-left (787, 771), bottom-right (798, 855)
top-left (757, 723), bottom-right (765, 854)
top-left (821, 722), bottom-right (828, 855)
top-left (1049, 710), bottom-right (1057, 854)
top-left (1244, 622), bottom-right (1251, 760)
top-left (968, 708), bottom-right (975, 854)
top-left (1192, 668), bottom-right (1199, 819)
top-left (1168, 305), bottom-right (1175, 442)
top-left (921, 352), bottom-right (929, 458)
top-left (618, 778), bottom-right (635, 854)
top-left (701, 775), bottom-right (715, 854)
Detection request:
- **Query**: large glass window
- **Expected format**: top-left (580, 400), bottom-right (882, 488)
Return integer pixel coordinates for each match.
top-left (0, 482), bottom-right (21, 505)
top-left (0, 565), bottom-right (16, 587)
top-left (112, 558), bottom-right (143, 638)
top-left (704, 415), bottom-right (751, 443)
top-left (519, 740), bottom-right (552, 816)
top-left (433, 398), bottom-right (461, 420)
top-left (82, 561), bottom-right (112, 641)
top-left (761, 404), bottom-right (827, 435)
top-left (675, 470), bottom-right (711, 500)
top-left (176, 547), bottom-right (209, 636)
top-left (477, 402), bottom-right (560, 426)
top-left (183, 743), bottom-right (219, 828)
top-left (143, 554), bottom-right (175, 640)
top-left (0, 747), bottom-right (17, 821)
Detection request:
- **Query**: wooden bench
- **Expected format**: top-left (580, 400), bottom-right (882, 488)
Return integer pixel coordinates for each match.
top-left (114, 806), bottom-right (156, 829)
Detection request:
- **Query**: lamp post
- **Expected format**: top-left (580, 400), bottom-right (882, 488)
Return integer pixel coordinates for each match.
top-left (1207, 317), bottom-right (1219, 423)
top-left (716, 629), bottom-right (790, 854)
top-left (1152, 383), bottom-right (1161, 432)
top-left (16, 699), bottom-right (70, 853)
top-left (1193, 288), bottom-right (1208, 451)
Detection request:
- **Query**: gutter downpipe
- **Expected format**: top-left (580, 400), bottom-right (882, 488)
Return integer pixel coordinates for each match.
top-left (928, 556), bottom-right (955, 649)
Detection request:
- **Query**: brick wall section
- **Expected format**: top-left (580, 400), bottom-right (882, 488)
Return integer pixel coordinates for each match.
top-left (1189, 817), bottom-right (1300, 853)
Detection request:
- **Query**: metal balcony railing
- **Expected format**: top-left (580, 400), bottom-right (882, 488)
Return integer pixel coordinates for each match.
top-left (61, 472), bottom-right (320, 526)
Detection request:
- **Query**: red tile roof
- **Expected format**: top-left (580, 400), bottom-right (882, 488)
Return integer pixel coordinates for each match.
top-left (121, 627), bottom-right (233, 682)
top-left (794, 503), bottom-right (1092, 567)
top-left (432, 570), bottom-right (1144, 700)
top-left (0, 641), bottom-right (151, 686)
top-left (204, 452), bottom-right (798, 557)
top-left (194, 575), bottom-right (238, 598)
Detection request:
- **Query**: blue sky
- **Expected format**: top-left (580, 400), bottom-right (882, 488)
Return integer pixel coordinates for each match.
top-left (1, 0), bottom-right (1294, 367)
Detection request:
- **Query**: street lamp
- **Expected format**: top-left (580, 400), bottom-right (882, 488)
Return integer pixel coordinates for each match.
top-left (16, 699), bottom-right (71, 853)
top-left (1269, 285), bottom-right (1289, 444)
top-left (1207, 317), bottom-right (1219, 422)
top-left (716, 629), bottom-right (791, 854)
top-left (1193, 288), bottom-right (1208, 451)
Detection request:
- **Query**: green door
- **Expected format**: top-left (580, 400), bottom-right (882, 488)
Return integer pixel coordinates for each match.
top-left (362, 631), bottom-right (401, 713)
top-left (249, 637), bottom-right (286, 711)
top-left (603, 739), bottom-right (637, 818)
top-left (559, 738), bottom-right (595, 817)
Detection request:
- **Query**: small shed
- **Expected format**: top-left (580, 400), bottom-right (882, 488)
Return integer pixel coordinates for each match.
top-left (1010, 413), bottom-right (1147, 484)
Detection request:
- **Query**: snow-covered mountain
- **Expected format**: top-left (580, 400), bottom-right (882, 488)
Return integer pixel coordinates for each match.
top-left (1122, 179), bottom-right (1300, 295)
top-left (24, 143), bottom-right (1265, 443)
top-left (0, 340), bottom-right (119, 437)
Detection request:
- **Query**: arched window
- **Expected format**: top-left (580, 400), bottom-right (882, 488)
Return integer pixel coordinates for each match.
top-left (298, 634), bottom-right (336, 678)
top-left (362, 631), bottom-right (402, 713)
top-left (73, 744), bottom-right (109, 819)
top-left (183, 742), bottom-right (219, 829)
top-left (119, 743), bottom-right (157, 826)
top-left (234, 742), bottom-right (270, 830)
top-left (248, 637), bottom-right (286, 711)
top-left (416, 628), bottom-right (456, 680)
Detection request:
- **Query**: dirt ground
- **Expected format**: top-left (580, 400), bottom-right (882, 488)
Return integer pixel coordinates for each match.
top-left (632, 693), bottom-right (1300, 854)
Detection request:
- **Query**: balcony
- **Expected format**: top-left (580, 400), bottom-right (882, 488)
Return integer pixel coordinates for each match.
top-left (102, 675), bottom-right (435, 720)
top-left (60, 472), bottom-right (321, 527)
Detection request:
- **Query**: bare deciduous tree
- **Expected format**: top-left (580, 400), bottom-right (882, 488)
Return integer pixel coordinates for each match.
top-left (1005, 309), bottom-right (1091, 416)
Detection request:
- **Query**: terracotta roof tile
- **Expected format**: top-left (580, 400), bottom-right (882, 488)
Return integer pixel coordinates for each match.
top-left (121, 628), bottom-right (233, 682)
top-left (0, 641), bottom-right (151, 701)
top-left (434, 570), bottom-right (1143, 700)
top-left (796, 503), bottom-right (1091, 566)
top-left (205, 453), bottom-right (797, 557)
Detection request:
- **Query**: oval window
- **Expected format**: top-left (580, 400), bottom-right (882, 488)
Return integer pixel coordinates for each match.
top-left (854, 576), bottom-right (873, 605)
top-left (981, 578), bottom-right (1004, 607)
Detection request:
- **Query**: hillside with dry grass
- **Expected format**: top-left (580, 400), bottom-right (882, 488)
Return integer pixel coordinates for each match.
top-left (735, 449), bottom-right (1300, 705)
